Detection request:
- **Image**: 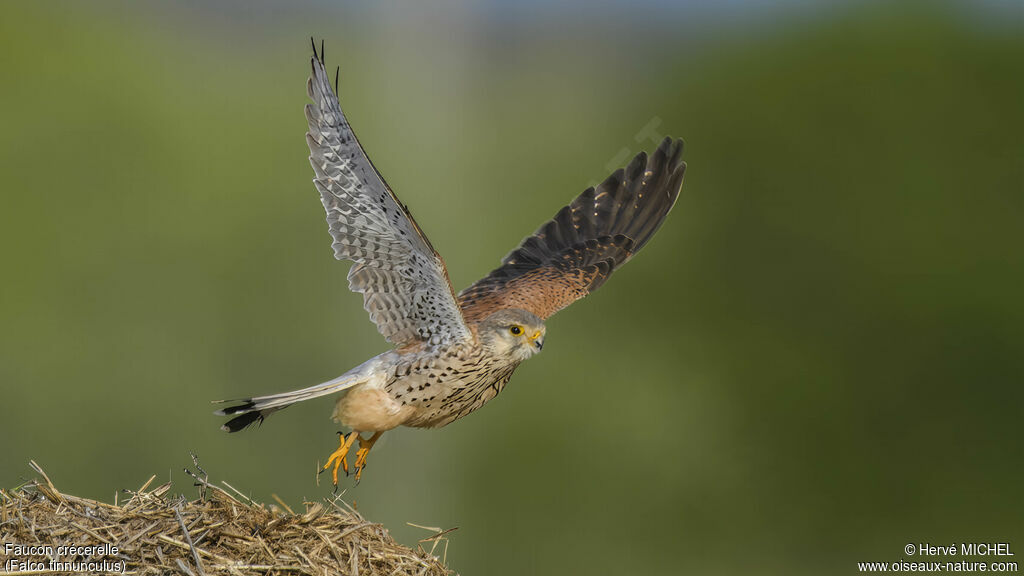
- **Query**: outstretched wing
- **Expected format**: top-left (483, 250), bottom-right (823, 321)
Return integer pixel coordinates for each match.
top-left (459, 137), bottom-right (685, 322)
top-left (306, 43), bottom-right (470, 347)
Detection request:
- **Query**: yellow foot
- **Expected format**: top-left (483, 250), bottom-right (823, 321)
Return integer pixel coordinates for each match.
top-left (353, 431), bottom-right (382, 482)
top-left (322, 431), bottom-right (359, 486)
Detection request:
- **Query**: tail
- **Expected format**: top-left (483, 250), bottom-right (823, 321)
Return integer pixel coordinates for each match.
top-left (215, 372), bottom-right (362, 432)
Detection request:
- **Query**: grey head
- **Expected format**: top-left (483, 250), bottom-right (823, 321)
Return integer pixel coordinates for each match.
top-left (478, 308), bottom-right (546, 363)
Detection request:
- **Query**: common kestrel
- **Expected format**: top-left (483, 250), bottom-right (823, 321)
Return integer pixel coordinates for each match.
top-left (217, 42), bottom-right (686, 484)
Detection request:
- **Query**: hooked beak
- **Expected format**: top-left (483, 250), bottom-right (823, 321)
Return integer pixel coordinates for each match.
top-left (529, 331), bottom-right (544, 351)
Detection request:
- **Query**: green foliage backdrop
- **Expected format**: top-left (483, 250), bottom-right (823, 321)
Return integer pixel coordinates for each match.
top-left (1, 2), bottom-right (1021, 574)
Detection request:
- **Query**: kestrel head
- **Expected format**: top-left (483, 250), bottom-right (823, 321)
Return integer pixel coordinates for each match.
top-left (478, 308), bottom-right (546, 362)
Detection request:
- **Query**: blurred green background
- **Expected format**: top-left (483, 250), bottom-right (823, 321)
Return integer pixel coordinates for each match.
top-left (1, 1), bottom-right (1022, 574)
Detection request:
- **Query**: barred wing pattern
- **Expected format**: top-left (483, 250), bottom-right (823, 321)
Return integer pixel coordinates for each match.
top-left (459, 137), bottom-right (685, 322)
top-left (306, 49), bottom-right (471, 347)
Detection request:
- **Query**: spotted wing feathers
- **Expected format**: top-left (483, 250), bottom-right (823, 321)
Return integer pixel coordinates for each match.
top-left (459, 137), bottom-right (685, 321)
top-left (306, 45), bottom-right (471, 346)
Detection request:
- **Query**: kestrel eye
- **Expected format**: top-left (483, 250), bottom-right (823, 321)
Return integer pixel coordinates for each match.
top-left (509, 325), bottom-right (522, 336)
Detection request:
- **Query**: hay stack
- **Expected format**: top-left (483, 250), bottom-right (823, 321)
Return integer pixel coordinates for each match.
top-left (0, 460), bottom-right (452, 575)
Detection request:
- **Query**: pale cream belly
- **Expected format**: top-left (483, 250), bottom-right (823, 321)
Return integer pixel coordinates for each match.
top-left (332, 356), bottom-right (520, 431)
top-left (332, 384), bottom-right (415, 432)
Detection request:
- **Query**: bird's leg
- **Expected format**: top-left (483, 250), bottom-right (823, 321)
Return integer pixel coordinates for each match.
top-left (353, 431), bottom-right (382, 482)
top-left (322, 431), bottom-right (359, 486)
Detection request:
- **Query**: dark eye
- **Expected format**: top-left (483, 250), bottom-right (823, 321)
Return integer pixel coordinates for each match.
top-left (509, 325), bottom-right (522, 335)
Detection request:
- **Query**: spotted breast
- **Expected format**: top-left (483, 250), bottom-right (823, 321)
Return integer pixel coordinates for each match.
top-left (384, 345), bottom-right (521, 428)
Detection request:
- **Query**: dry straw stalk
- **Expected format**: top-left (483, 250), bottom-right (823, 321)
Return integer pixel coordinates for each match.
top-left (0, 459), bottom-right (452, 575)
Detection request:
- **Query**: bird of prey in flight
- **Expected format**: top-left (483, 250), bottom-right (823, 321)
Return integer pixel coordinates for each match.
top-left (217, 40), bottom-right (686, 485)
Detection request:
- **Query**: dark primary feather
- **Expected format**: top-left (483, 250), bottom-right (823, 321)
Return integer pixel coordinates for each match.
top-left (459, 137), bottom-right (686, 321)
